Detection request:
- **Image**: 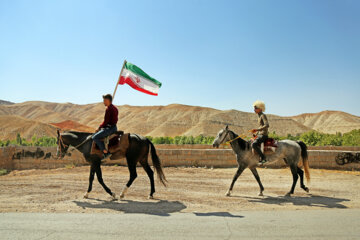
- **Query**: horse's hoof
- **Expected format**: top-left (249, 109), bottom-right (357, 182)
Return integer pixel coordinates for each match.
top-left (225, 190), bottom-right (231, 197)
top-left (285, 192), bottom-right (292, 197)
top-left (305, 187), bottom-right (310, 193)
top-left (258, 192), bottom-right (264, 197)
top-left (83, 192), bottom-right (89, 199)
top-left (119, 186), bottom-right (128, 199)
top-left (148, 195), bottom-right (154, 200)
top-left (111, 193), bottom-right (117, 200)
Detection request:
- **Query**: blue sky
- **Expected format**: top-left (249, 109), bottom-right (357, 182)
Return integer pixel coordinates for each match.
top-left (0, 0), bottom-right (359, 116)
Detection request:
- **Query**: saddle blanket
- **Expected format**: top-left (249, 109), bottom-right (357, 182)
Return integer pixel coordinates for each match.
top-left (91, 132), bottom-right (130, 159)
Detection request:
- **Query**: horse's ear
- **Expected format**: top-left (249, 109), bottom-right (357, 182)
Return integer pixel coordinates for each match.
top-left (57, 129), bottom-right (60, 136)
top-left (225, 125), bottom-right (229, 130)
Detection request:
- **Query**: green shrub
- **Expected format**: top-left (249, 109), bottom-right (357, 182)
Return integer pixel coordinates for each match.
top-left (0, 169), bottom-right (8, 176)
top-left (1, 130), bottom-right (360, 147)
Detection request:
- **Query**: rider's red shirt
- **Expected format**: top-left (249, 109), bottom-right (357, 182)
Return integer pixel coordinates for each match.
top-left (99, 104), bottom-right (118, 128)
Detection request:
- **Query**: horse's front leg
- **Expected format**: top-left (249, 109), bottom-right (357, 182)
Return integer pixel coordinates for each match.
top-left (226, 164), bottom-right (246, 197)
top-left (250, 167), bottom-right (264, 196)
top-left (94, 161), bottom-right (116, 200)
top-left (84, 163), bottom-right (95, 199)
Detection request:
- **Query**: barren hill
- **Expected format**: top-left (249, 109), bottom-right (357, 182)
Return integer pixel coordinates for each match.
top-left (0, 101), bottom-right (359, 140)
top-left (115, 104), bottom-right (311, 137)
top-left (0, 100), bottom-right (14, 105)
top-left (0, 115), bottom-right (58, 140)
top-left (290, 111), bottom-right (360, 134)
top-left (50, 120), bottom-right (95, 132)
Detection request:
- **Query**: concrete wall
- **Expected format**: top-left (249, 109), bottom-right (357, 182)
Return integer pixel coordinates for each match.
top-left (155, 144), bottom-right (360, 151)
top-left (0, 146), bottom-right (359, 171)
top-left (0, 146), bottom-right (87, 170)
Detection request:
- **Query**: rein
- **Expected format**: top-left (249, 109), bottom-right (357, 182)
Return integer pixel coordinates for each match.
top-left (57, 131), bottom-right (93, 156)
top-left (222, 131), bottom-right (247, 145)
top-left (57, 133), bottom-right (68, 157)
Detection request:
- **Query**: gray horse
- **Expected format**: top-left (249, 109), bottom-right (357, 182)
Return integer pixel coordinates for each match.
top-left (212, 126), bottom-right (310, 196)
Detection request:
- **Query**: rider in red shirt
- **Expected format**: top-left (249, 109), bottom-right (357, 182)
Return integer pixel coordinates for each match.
top-left (92, 94), bottom-right (118, 160)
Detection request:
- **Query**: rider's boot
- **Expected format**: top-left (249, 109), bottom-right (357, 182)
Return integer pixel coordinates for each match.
top-left (258, 157), bottom-right (267, 166)
top-left (101, 152), bottom-right (112, 161)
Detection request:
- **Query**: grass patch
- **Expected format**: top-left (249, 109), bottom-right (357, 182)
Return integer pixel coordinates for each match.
top-left (0, 169), bottom-right (8, 176)
top-left (64, 163), bottom-right (75, 169)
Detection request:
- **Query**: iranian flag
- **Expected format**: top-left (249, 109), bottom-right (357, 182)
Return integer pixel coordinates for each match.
top-left (118, 62), bottom-right (162, 96)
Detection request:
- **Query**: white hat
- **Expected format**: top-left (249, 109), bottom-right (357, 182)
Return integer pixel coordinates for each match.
top-left (253, 100), bottom-right (266, 112)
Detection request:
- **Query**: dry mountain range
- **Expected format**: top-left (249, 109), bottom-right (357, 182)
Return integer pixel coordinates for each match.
top-left (0, 100), bottom-right (359, 140)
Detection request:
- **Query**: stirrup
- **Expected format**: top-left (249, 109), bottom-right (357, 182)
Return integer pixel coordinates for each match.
top-left (101, 152), bottom-right (112, 161)
top-left (258, 159), bottom-right (267, 166)
top-left (104, 136), bottom-right (109, 151)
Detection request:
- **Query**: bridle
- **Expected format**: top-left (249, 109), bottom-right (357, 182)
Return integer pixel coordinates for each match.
top-left (219, 129), bottom-right (247, 145)
top-left (57, 131), bottom-right (93, 157)
top-left (218, 129), bottom-right (230, 145)
top-left (57, 133), bottom-right (69, 157)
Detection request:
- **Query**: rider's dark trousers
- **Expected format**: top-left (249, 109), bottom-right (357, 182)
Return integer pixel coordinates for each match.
top-left (252, 134), bottom-right (268, 160)
top-left (92, 125), bottom-right (117, 152)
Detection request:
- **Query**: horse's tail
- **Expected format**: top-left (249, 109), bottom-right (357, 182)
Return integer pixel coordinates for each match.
top-left (147, 139), bottom-right (167, 187)
top-left (297, 141), bottom-right (310, 183)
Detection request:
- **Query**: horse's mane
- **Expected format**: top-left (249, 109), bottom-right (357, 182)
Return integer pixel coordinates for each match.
top-left (229, 130), bottom-right (248, 150)
top-left (62, 131), bottom-right (92, 139)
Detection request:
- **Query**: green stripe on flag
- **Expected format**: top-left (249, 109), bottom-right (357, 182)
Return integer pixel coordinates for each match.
top-left (125, 62), bottom-right (162, 88)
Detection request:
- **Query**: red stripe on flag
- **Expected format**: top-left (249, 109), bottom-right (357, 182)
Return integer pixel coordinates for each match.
top-left (119, 76), bottom-right (158, 96)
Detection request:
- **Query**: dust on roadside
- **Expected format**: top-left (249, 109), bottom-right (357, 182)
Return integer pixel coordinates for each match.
top-left (0, 166), bottom-right (359, 213)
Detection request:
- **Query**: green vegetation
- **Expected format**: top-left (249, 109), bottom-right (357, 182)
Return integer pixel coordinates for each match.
top-left (0, 133), bottom-right (57, 147)
top-left (146, 135), bottom-right (215, 145)
top-left (64, 163), bottom-right (75, 169)
top-left (269, 129), bottom-right (360, 146)
top-left (147, 130), bottom-right (360, 146)
top-left (1, 130), bottom-right (360, 147)
top-left (0, 169), bottom-right (8, 176)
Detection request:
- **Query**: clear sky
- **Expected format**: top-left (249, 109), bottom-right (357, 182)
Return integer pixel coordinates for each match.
top-left (0, 0), bottom-right (359, 116)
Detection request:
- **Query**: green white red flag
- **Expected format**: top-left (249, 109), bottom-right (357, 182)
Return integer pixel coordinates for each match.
top-left (118, 62), bottom-right (162, 96)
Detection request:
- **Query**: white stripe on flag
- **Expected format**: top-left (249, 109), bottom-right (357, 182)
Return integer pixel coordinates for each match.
top-left (121, 68), bottom-right (160, 94)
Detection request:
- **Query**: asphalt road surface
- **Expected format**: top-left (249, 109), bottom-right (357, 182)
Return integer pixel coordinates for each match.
top-left (1, 209), bottom-right (359, 240)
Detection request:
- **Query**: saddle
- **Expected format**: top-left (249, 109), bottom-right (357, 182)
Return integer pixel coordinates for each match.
top-left (91, 131), bottom-right (130, 159)
top-left (262, 138), bottom-right (278, 153)
top-left (251, 137), bottom-right (278, 155)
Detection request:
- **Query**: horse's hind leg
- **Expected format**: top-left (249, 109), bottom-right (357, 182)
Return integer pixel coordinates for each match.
top-left (94, 162), bottom-right (116, 200)
top-left (84, 164), bottom-right (95, 198)
top-left (140, 158), bottom-right (155, 199)
top-left (226, 164), bottom-right (246, 197)
top-left (250, 167), bottom-right (265, 196)
top-left (286, 164), bottom-right (299, 196)
top-left (297, 167), bottom-right (309, 193)
top-left (120, 158), bottom-right (137, 199)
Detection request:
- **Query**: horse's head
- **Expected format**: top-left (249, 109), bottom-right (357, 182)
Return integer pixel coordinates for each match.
top-left (212, 125), bottom-right (231, 148)
top-left (56, 130), bottom-right (71, 159)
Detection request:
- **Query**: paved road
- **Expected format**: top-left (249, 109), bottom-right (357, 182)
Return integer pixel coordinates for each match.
top-left (1, 209), bottom-right (359, 239)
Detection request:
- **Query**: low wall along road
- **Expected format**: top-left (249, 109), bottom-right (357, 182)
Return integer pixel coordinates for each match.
top-left (0, 145), bottom-right (359, 171)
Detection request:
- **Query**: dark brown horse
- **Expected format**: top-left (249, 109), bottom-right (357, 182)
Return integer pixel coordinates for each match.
top-left (56, 130), bottom-right (167, 200)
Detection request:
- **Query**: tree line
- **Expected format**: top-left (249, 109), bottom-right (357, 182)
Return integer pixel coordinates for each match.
top-left (0, 133), bottom-right (57, 147)
top-left (1, 130), bottom-right (359, 147)
top-left (269, 129), bottom-right (360, 146)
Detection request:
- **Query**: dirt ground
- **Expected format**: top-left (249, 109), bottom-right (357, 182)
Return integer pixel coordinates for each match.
top-left (0, 166), bottom-right (359, 214)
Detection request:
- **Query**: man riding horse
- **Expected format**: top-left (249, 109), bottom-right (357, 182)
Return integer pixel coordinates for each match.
top-left (251, 100), bottom-right (269, 165)
top-left (92, 94), bottom-right (118, 161)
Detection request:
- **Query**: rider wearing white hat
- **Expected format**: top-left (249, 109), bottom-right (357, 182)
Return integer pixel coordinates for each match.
top-left (251, 100), bottom-right (269, 165)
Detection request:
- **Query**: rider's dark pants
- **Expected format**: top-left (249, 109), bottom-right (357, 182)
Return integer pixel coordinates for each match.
top-left (92, 125), bottom-right (117, 152)
top-left (252, 134), bottom-right (268, 160)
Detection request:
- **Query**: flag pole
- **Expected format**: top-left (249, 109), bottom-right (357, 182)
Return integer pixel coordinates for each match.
top-left (112, 60), bottom-right (127, 101)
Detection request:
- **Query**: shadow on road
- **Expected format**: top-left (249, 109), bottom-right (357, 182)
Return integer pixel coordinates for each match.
top-left (73, 199), bottom-right (186, 216)
top-left (242, 194), bottom-right (350, 209)
top-left (194, 212), bottom-right (244, 218)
